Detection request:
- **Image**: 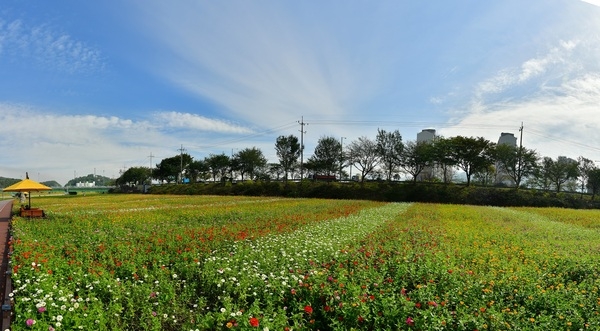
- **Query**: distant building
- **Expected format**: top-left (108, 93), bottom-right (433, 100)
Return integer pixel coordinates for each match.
top-left (495, 132), bottom-right (517, 186)
top-left (417, 129), bottom-right (436, 143)
top-left (76, 181), bottom-right (96, 187)
top-left (498, 132), bottom-right (517, 147)
top-left (417, 129), bottom-right (436, 181)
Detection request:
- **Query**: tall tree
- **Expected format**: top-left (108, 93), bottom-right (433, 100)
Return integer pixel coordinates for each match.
top-left (431, 137), bottom-right (457, 183)
top-left (308, 136), bottom-right (342, 176)
top-left (232, 147), bottom-right (267, 180)
top-left (493, 144), bottom-right (539, 189)
top-left (348, 136), bottom-right (380, 183)
top-left (275, 135), bottom-right (301, 181)
top-left (205, 153), bottom-right (230, 182)
top-left (587, 168), bottom-right (600, 200)
top-left (116, 167), bottom-right (151, 186)
top-left (154, 154), bottom-right (192, 183)
top-left (399, 141), bottom-right (434, 183)
top-left (375, 129), bottom-right (403, 181)
top-left (449, 136), bottom-right (494, 186)
top-left (188, 159), bottom-right (210, 183)
top-left (539, 156), bottom-right (579, 192)
top-left (577, 156), bottom-right (596, 196)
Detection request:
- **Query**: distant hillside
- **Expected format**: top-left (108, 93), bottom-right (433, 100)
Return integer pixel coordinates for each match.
top-left (0, 177), bottom-right (19, 188)
top-left (1, 177), bottom-right (63, 189)
top-left (65, 174), bottom-right (114, 187)
top-left (42, 181), bottom-right (62, 188)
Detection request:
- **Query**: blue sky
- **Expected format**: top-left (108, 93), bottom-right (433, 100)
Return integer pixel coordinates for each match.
top-left (1, 0), bottom-right (600, 185)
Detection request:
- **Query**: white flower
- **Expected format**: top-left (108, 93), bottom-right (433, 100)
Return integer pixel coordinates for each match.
top-left (56, 315), bottom-right (63, 321)
top-left (220, 308), bottom-right (226, 313)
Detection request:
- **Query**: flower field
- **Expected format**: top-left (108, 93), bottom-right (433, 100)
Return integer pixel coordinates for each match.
top-left (8, 195), bottom-right (600, 330)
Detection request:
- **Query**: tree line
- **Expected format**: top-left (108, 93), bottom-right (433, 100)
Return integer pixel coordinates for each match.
top-left (116, 129), bottom-right (600, 199)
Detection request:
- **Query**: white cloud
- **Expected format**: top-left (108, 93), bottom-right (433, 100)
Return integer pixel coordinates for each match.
top-left (441, 73), bottom-right (600, 161)
top-left (154, 111), bottom-right (254, 134)
top-left (580, 0), bottom-right (600, 7)
top-left (0, 18), bottom-right (103, 73)
top-left (0, 103), bottom-right (269, 184)
top-left (474, 40), bottom-right (579, 101)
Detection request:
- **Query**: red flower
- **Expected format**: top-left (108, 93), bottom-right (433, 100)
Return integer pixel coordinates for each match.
top-left (406, 317), bottom-right (415, 326)
top-left (304, 305), bottom-right (313, 314)
top-left (249, 317), bottom-right (259, 327)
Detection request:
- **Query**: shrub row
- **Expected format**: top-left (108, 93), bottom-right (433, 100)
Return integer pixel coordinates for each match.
top-left (147, 181), bottom-right (600, 209)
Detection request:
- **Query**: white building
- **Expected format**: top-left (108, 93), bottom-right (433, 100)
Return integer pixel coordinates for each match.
top-left (417, 129), bottom-right (436, 143)
top-left (417, 129), bottom-right (436, 181)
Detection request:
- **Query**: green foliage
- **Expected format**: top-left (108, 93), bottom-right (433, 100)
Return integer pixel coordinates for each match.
top-left (150, 181), bottom-right (600, 209)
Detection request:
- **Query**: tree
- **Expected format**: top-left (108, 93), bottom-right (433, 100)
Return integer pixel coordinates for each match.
top-left (116, 167), bottom-right (151, 186)
top-left (375, 129), bottom-right (403, 181)
top-left (188, 159), bottom-right (210, 183)
top-left (539, 156), bottom-right (579, 192)
top-left (275, 135), bottom-right (301, 181)
top-left (154, 154), bottom-right (192, 183)
top-left (493, 144), bottom-right (539, 189)
top-left (205, 153), bottom-right (230, 182)
top-left (232, 147), bottom-right (267, 180)
top-left (577, 156), bottom-right (595, 196)
top-left (449, 136), bottom-right (494, 186)
top-left (431, 137), bottom-right (457, 183)
top-left (308, 136), bottom-right (342, 176)
top-left (348, 136), bottom-right (380, 183)
top-left (399, 141), bottom-right (434, 183)
top-left (587, 168), bottom-right (600, 200)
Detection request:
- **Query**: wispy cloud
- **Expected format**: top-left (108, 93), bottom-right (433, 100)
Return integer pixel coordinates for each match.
top-left (0, 18), bottom-right (104, 74)
top-left (0, 104), bottom-right (248, 184)
top-left (474, 40), bottom-right (579, 101)
top-left (131, 1), bottom-right (396, 128)
top-left (441, 73), bottom-right (600, 160)
top-left (154, 111), bottom-right (254, 134)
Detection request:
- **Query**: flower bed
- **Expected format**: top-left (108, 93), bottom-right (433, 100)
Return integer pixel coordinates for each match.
top-left (8, 195), bottom-right (600, 330)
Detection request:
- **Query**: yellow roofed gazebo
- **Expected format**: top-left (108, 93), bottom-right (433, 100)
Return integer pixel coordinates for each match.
top-left (3, 173), bottom-right (51, 210)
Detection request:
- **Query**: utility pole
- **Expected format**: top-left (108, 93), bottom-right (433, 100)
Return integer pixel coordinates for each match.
top-left (148, 152), bottom-right (154, 185)
top-left (298, 116), bottom-right (308, 180)
top-left (340, 137), bottom-right (346, 180)
top-left (517, 122), bottom-right (524, 188)
top-left (178, 145), bottom-right (186, 184)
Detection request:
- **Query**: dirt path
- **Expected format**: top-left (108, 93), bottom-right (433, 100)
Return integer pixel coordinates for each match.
top-left (0, 199), bottom-right (13, 329)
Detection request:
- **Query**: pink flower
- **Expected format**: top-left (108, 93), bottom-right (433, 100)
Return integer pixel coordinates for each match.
top-left (38, 306), bottom-right (46, 313)
top-left (26, 319), bottom-right (36, 327)
top-left (49, 327), bottom-right (55, 331)
top-left (406, 317), bottom-right (414, 326)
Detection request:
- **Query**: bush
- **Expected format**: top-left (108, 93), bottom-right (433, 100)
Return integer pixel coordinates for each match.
top-left (147, 181), bottom-right (600, 209)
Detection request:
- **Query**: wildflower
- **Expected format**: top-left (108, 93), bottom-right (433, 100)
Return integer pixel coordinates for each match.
top-left (249, 317), bottom-right (259, 327)
top-left (406, 317), bottom-right (414, 326)
top-left (226, 321), bottom-right (233, 328)
top-left (38, 306), bottom-right (46, 313)
top-left (49, 327), bottom-right (55, 331)
top-left (26, 319), bottom-right (36, 327)
top-left (304, 305), bottom-right (313, 314)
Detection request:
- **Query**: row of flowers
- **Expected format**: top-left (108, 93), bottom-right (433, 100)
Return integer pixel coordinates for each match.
top-left (8, 194), bottom-right (600, 330)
